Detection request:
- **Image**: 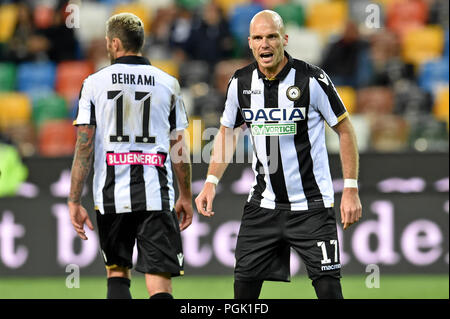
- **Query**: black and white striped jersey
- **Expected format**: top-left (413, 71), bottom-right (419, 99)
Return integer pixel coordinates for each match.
top-left (74, 55), bottom-right (188, 214)
top-left (221, 52), bottom-right (348, 211)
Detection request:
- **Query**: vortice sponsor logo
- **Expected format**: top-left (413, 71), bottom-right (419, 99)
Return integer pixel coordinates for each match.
top-left (251, 123), bottom-right (297, 136)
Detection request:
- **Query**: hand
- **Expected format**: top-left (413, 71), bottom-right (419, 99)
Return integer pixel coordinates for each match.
top-left (195, 183), bottom-right (216, 217)
top-left (68, 201), bottom-right (94, 240)
top-left (340, 188), bottom-right (362, 230)
top-left (175, 195), bottom-right (193, 231)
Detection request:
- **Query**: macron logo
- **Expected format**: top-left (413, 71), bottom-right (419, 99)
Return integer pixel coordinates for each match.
top-left (177, 253), bottom-right (184, 267)
top-left (317, 73), bottom-right (329, 86)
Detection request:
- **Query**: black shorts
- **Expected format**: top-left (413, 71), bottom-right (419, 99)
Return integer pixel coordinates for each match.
top-left (234, 202), bottom-right (341, 282)
top-left (96, 209), bottom-right (184, 277)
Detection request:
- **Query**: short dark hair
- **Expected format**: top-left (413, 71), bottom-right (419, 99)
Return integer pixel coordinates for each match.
top-left (106, 13), bottom-right (145, 53)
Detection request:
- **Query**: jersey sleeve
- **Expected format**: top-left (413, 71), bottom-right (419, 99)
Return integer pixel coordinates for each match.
top-left (310, 70), bottom-right (348, 127)
top-left (169, 79), bottom-right (189, 132)
top-left (220, 77), bottom-right (244, 128)
top-left (73, 76), bottom-right (96, 126)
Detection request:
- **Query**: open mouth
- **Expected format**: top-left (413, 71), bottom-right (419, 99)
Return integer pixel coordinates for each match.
top-left (260, 52), bottom-right (274, 62)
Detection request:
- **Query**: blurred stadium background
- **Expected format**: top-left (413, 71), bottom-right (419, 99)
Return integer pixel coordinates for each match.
top-left (0, 0), bottom-right (448, 299)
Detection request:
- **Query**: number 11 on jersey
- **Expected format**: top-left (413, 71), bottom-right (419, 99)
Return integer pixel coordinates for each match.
top-left (108, 90), bottom-right (156, 144)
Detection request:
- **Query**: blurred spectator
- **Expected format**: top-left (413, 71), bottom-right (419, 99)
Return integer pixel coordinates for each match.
top-left (320, 21), bottom-right (372, 88)
top-left (184, 2), bottom-right (233, 67)
top-left (168, 5), bottom-right (194, 63)
top-left (5, 1), bottom-right (78, 63)
top-left (145, 5), bottom-right (178, 60)
top-left (5, 2), bottom-right (46, 62)
top-left (35, 2), bottom-right (79, 62)
top-left (370, 31), bottom-right (415, 86)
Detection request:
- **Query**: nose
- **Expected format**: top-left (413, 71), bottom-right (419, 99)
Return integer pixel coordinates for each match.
top-left (261, 36), bottom-right (269, 48)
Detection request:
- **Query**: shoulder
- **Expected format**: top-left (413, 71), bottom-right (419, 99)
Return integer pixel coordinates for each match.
top-left (81, 65), bottom-right (111, 88)
top-left (292, 58), bottom-right (326, 80)
top-left (149, 65), bottom-right (180, 93)
top-left (231, 62), bottom-right (257, 80)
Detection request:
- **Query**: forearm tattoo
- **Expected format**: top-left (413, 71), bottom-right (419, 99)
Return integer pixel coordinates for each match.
top-left (68, 126), bottom-right (95, 204)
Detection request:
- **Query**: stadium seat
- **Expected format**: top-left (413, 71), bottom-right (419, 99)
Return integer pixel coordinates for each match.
top-left (215, 0), bottom-right (251, 16)
top-left (55, 61), bottom-right (94, 103)
top-left (16, 61), bottom-right (56, 100)
top-left (306, 0), bottom-right (348, 38)
top-left (336, 86), bottom-right (356, 114)
top-left (75, 2), bottom-right (111, 46)
top-left (138, 0), bottom-right (175, 11)
top-left (38, 119), bottom-right (77, 157)
top-left (229, 3), bottom-right (265, 47)
top-left (386, 0), bottom-right (428, 37)
top-left (113, 3), bottom-right (152, 33)
top-left (151, 60), bottom-right (179, 79)
top-left (0, 93), bottom-right (31, 131)
top-left (273, 2), bottom-right (305, 27)
top-left (402, 26), bottom-right (444, 67)
top-left (285, 25), bottom-right (323, 65)
top-left (32, 94), bottom-right (68, 128)
top-left (408, 115), bottom-right (449, 152)
top-left (175, 0), bottom-right (207, 10)
top-left (444, 28), bottom-right (449, 58)
top-left (326, 114), bottom-right (370, 153)
top-left (432, 87), bottom-right (449, 123)
top-left (356, 87), bottom-right (394, 114)
top-left (370, 114), bottom-right (410, 152)
top-left (0, 63), bottom-right (16, 92)
top-left (254, 0), bottom-right (289, 9)
top-left (0, 4), bottom-right (18, 42)
top-left (418, 58), bottom-right (449, 93)
top-left (186, 116), bottom-right (203, 155)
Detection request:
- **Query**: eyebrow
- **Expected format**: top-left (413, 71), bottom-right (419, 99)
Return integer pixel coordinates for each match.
top-left (250, 32), bottom-right (279, 39)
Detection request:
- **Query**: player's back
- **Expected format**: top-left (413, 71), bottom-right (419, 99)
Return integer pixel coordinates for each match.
top-left (75, 56), bottom-right (188, 214)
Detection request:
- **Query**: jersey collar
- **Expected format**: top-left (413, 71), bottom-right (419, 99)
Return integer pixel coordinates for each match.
top-left (256, 51), bottom-right (293, 81)
top-left (113, 55), bottom-right (151, 65)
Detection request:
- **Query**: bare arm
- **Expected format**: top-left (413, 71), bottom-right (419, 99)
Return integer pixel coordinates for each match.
top-left (332, 117), bottom-right (362, 230)
top-left (170, 130), bottom-right (193, 231)
top-left (68, 125), bottom-right (95, 240)
top-left (195, 124), bottom-right (241, 217)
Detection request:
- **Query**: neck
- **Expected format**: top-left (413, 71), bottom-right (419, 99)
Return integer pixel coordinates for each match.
top-left (115, 51), bottom-right (141, 59)
top-left (259, 55), bottom-right (288, 79)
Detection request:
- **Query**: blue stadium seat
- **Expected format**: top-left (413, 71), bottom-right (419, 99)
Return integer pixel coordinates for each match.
top-left (418, 58), bottom-right (449, 93)
top-left (16, 61), bottom-right (56, 100)
top-left (229, 3), bottom-right (264, 47)
top-left (444, 28), bottom-right (449, 58)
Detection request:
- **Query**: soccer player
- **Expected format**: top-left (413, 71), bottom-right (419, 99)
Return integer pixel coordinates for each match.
top-left (195, 10), bottom-right (362, 299)
top-left (68, 13), bottom-right (193, 299)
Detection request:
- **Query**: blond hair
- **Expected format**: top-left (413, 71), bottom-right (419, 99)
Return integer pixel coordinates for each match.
top-left (106, 13), bottom-right (145, 53)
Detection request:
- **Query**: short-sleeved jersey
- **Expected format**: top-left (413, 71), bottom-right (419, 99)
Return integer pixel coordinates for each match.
top-left (74, 56), bottom-right (188, 214)
top-left (221, 52), bottom-right (348, 211)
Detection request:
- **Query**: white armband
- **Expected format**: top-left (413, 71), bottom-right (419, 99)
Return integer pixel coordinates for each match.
top-left (344, 179), bottom-right (358, 188)
top-left (205, 175), bottom-right (219, 186)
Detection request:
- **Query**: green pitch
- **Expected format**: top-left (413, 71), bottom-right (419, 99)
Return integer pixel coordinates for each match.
top-left (0, 275), bottom-right (447, 299)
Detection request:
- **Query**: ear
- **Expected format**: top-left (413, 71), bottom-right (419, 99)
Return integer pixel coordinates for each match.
top-left (248, 37), bottom-right (252, 50)
top-left (283, 34), bottom-right (288, 47)
top-left (112, 38), bottom-right (122, 51)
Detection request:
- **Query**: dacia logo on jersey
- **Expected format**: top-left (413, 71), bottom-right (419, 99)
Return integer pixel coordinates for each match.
top-left (242, 108), bottom-right (306, 122)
